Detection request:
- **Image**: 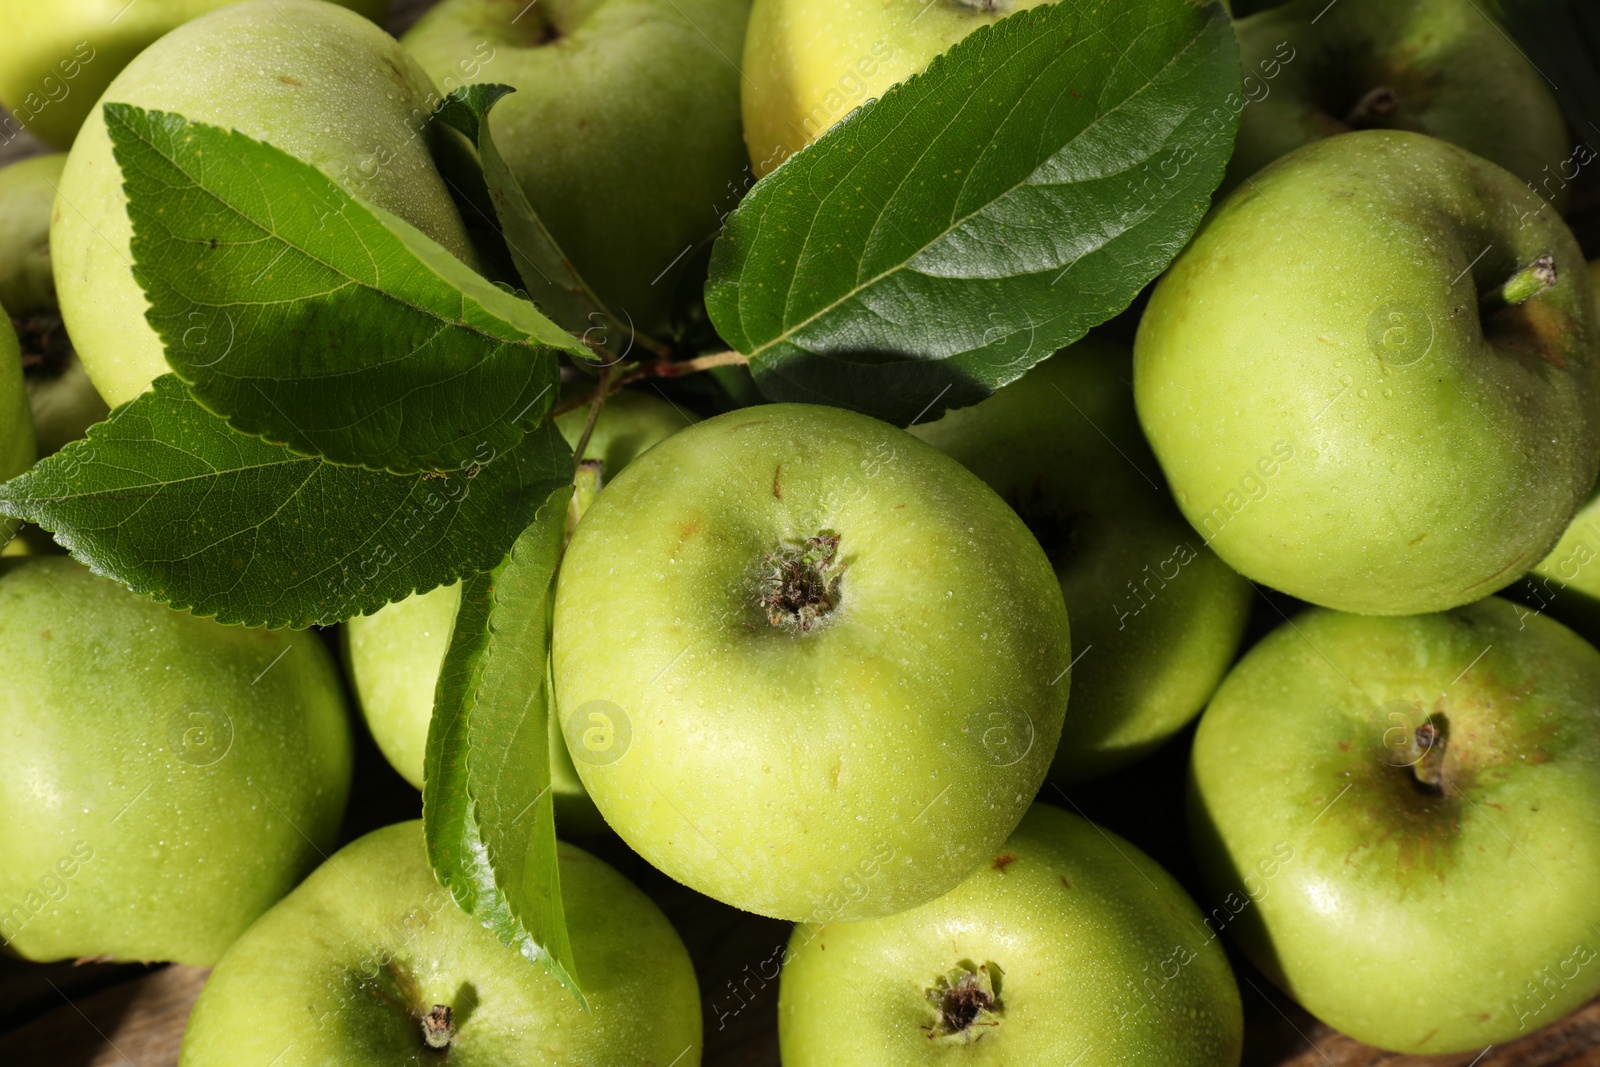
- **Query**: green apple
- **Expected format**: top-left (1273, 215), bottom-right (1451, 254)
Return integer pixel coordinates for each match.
top-left (0, 316), bottom-right (38, 545)
top-left (552, 403), bottom-right (1072, 922)
top-left (0, 153), bottom-right (64, 316)
top-left (1523, 485), bottom-right (1600, 642)
top-left (0, 556), bottom-right (352, 965)
top-left (0, 154), bottom-right (112, 461)
top-left (24, 348), bottom-right (109, 458)
top-left (402, 0), bottom-right (750, 330)
top-left (779, 802), bottom-right (1243, 1065)
top-left (0, 0), bottom-right (385, 150)
top-left (52, 0), bottom-right (479, 409)
top-left (741, 0), bottom-right (1054, 177)
top-left (343, 388), bottom-right (697, 836)
top-left (1189, 597), bottom-right (1600, 1053)
top-left (180, 820), bottom-right (702, 1066)
top-left (912, 339), bottom-right (1251, 783)
top-left (1517, 261), bottom-right (1600, 640)
top-left (1227, 0), bottom-right (1570, 201)
top-left (1135, 130), bottom-right (1600, 615)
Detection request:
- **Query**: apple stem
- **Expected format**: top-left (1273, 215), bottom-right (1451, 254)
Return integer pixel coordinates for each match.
top-left (1344, 86), bottom-right (1399, 127)
top-left (421, 1004), bottom-right (455, 1050)
top-left (566, 459), bottom-right (604, 542)
top-left (549, 351), bottom-right (750, 419)
top-left (1480, 254), bottom-right (1557, 316)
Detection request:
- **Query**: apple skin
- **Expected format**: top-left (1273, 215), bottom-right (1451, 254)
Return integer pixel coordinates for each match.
top-left (912, 339), bottom-right (1251, 783)
top-left (0, 153), bottom-right (112, 465)
top-left (778, 802), bottom-right (1243, 1066)
top-left (0, 315), bottom-right (36, 477)
top-left (0, 153), bottom-right (65, 316)
top-left (1523, 484), bottom-right (1600, 642)
top-left (343, 389), bottom-right (697, 835)
top-left (0, 0), bottom-right (385, 150)
top-left (0, 556), bottom-right (352, 966)
top-left (343, 582), bottom-right (605, 837)
top-left (741, 0), bottom-right (1054, 177)
top-left (24, 349), bottom-right (110, 459)
top-left (1514, 260), bottom-right (1600, 641)
top-left (1135, 130), bottom-right (1600, 616)
top-left (1188, 598), bottom-right (1600, 1053)
top-left (1227, 0), bottom-right (1570, 201)
top-left (179, 820), bottom-right (702, 1066)
top-left (402, 0), bottom-right (750, 330)
top-left (0, 316), bottom-right (39, 546)
top-left (52, 0), bottom-right (479, 409)
top-left (552, 403), bottom-right (1072, 922)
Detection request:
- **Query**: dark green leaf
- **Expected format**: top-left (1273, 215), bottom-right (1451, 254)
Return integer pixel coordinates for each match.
top-left (434, 85), bottom-right (626, 355)
top-left (423, 489), bottom-right (583, 1002)
top-left (0, 375), bottom-right (573, 628)
top-left (106, 103), bottom-right (590, 474)
top-left (706, 0), bottom-right (1240, 425)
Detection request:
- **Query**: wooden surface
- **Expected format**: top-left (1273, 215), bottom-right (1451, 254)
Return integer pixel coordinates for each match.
top-left (7, 956), bottom-right (1600, 1067)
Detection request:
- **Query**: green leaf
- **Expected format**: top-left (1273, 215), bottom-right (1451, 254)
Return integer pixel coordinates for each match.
top-left (434, 85), bottom-right (626, 355)
top-left (423, 489), bottom-right (583, 1003)
top-left (106, 103), bottom-right (590, 475)
top-left (0, 375), bottom-right (573, 628)
top-left (706, 0), bottom-right (1240, 425)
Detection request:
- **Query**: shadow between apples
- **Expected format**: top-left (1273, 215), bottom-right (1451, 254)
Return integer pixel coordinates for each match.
top-left (750, 345), bottom-right (1000, 428)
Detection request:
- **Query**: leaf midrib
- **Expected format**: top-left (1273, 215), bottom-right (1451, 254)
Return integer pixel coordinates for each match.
top-left (116, 109), bottom-right (542, 367)
top-left (741, 7), bottom-right (1211, 365)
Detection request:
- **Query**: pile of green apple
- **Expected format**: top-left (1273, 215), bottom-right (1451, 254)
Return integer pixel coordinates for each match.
top-left (1, 0), bottom-right (1598, 1063)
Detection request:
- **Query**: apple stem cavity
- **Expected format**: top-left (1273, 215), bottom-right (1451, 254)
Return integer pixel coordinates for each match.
top-left (758, 533), bottom-right (845, 633)
top-left (1480, 254), bottom-right (1558, 316)
top-left (421, 1004), bottom-right (455, 1051)
top-left (1344, 86), bottom-right (1400, 127)
top-left (1409, 719), bottom-right (1448, 793)
top-left (924, 960), bottom-right (1004, 1042)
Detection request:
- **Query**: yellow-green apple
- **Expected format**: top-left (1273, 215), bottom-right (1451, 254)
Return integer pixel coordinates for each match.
top-left (344, 390), bottom-right (695, 834)
top-left (1227, 0), bottom-right (1570, 201)
top-left (402, 0), bottom-right (750, 330)
top-left (1513, 260), bottom-right (1600, 640)
top-left (779, 803), bottom-right (1243, 1065)
top-left (1189, 598), bottom-right (1600, 1052)
top-left (741, 0), bottom-right (1054, 176)
top-left (0, 0), bottom-right (385, 150)
top-left (0, 556), bottom-right (351, 965)
top-left (179, 820), bottom-right (702, 1066)
top-left (552, 403), bottom-right (1072, 921)
top-left (1135, 130), bottom-right (1600, 615)
top-left (52, 0), bottom-right (479, 408)
top-left (913, 339), bottom-right (1251, 783)
top-left (0, 153), bottom-right (111, 460)
top-left (0, 153), bottom-right (63, 315)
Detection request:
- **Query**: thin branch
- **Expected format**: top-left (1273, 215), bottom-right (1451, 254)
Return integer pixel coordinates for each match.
top-left (571, 364), bottom-right (613, 462)
top-left (551, 350), bottom-right (749, 417)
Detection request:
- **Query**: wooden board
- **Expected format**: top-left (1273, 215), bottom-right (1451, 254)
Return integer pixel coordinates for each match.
top-left (6, 952), bottom-right (1600, 1066)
